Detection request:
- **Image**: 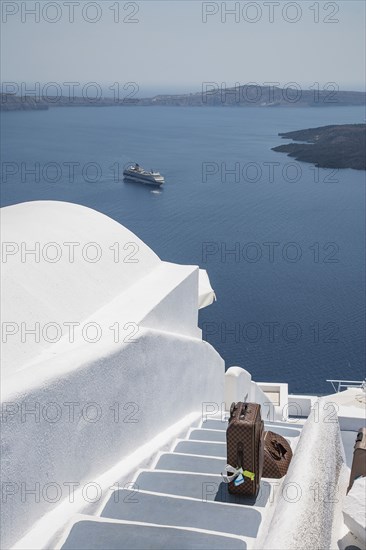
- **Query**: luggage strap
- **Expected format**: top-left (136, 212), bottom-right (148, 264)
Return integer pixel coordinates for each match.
top-left (221, 464), bottom-right (255, 483)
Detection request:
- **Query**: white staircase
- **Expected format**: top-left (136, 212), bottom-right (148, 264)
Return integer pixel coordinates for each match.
top-left (57, 418), bottom-right (302, 549)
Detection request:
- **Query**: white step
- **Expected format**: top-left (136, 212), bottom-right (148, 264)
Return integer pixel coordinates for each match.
top-left (58, 416), bottom-right (303, 550)
top-left (174, 440), bottom-right (226, 457)
top-left (133, 470), bottom-right (272, 508)
top-left (156, 452), bottom-right (226, 474)
top-left (60, 517), bottom-right (247, 549)
top-left (101, 490), bottom-right (262, 538)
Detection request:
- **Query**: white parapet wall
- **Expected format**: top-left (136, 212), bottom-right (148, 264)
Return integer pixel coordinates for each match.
top-left (224, 367), bottom-right (277, 421)
top-left (0, 202), bottom-right (225, 549)
top-left (2, 329), bottom-right (224, 549)
top-left (257, 382), bottom-right (289, 421)
top-left (261, 397), bottom-right (348, 550)
top-left (343, 477), bottom-right (366, 546)
top-left (320, 388), bottom-right (366, 431)
top-left (288, 394), bottom-right (318, 418)
top-left (224, 366), bottom-right (252, 405)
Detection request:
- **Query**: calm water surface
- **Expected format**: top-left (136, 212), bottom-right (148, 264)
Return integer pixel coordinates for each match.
top-left (1, 106), bottom-right (365, 393)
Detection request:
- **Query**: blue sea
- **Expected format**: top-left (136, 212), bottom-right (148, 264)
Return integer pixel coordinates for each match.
top-left (1, 106), bottom-right (365, 393)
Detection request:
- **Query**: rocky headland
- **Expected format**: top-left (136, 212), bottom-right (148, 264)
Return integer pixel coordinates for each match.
top-left (272, 124), bottom-right (366, 170)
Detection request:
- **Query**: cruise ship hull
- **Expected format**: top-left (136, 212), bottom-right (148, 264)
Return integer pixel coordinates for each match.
top-left (123, 167), bottom-right (164, 186)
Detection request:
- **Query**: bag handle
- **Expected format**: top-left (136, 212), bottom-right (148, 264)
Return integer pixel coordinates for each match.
top-left (229, 400), bottom-right (249, 420)
top-left (239, 403), bottom-right (248, 416)
top-left (268, 440), bottom-right (288, 460)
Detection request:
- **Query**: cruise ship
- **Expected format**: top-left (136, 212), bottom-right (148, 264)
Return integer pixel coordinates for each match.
top-left (1, 201), bottom-right (365, 550)
top-left (123, 163), bottom-right (165, 186)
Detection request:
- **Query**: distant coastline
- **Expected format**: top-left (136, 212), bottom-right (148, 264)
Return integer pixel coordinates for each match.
top-left (1, 85), bottom-right (365, 111)
top-left (0, 94), bottom-right (49, 111)
top-left (272, 124), bottom-right (366, 170)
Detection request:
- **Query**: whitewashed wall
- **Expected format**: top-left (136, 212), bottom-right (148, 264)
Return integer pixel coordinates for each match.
top-left (1, 329), bottom-right (224, 548)
top-left (1, 202), bottom-right (225, 548)
top-left (262, 398), bottom-right (347, 550)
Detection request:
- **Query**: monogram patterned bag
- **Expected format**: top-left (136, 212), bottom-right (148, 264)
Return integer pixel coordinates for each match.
top-left (226, 402), bottom-right (264, 497)
top-left (263, 430), bottom-right (293, 478)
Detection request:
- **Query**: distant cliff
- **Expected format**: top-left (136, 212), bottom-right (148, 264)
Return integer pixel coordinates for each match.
top-left (272, 124), bottom-right (366, 170)
top-left (137, 87), bottom-right (366, 108)
top-left (1, 86), bottom-right (365, 111)
top-left (0, 94), bottom-right (48, 111)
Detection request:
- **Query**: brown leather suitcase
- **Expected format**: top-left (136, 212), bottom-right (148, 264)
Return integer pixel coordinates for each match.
top-left (263, 430), bottom-right (293, 478)
top-left (226, 402), bottom-right (264, 497)
top-left (347, 427), bottom-right (366, 493)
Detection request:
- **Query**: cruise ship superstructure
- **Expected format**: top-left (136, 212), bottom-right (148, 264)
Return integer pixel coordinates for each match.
top-left (123, 163), bottom-right (165, 186)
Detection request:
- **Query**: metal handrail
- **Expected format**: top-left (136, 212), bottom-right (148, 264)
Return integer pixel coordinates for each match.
top-left (326, 379), bottom-right (365, 393)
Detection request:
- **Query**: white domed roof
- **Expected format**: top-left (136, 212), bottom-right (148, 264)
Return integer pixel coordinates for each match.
top-left (1, 201), bottom-right (161, 371)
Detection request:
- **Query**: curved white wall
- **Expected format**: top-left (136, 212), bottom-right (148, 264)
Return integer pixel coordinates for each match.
top-left (1, 328), bottom-right (224, 549)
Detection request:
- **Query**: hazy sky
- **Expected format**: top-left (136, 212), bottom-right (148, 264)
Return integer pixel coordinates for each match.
top-left (1, 0), bottom-right (365, 95)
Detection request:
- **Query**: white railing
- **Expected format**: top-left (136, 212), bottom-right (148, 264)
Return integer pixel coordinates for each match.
top-left (326, 379), bottom-right (365, 393)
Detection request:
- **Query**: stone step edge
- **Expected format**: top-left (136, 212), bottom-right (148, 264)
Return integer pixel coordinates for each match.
top-left (56, 513), bottom-right (249, 550)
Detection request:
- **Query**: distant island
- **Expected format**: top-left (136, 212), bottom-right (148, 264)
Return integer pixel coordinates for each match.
top-left (1, 85), bottom-right (365, 111)
top-left (272, 124), bottom-right (366, 170)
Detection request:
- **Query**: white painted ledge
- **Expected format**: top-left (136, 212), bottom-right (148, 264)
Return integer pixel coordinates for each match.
top-left (343, 477), bottom-right (366, 546)
top-left (224, 367), bottom-right (276, 421)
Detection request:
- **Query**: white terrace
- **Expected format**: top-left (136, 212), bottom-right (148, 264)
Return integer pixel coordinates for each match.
top-left (1, 201), bottom-right (365, 550)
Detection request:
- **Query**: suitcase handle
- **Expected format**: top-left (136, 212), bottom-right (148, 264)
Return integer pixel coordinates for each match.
top-left (230, 401), bottom-right (249, 416)
top-left (239, 403), bottom-right (248, 418)
top-left (230, 402), bottom-right (249, 421)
